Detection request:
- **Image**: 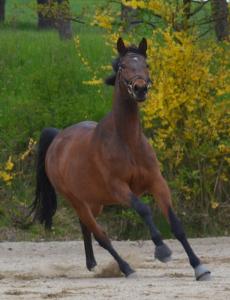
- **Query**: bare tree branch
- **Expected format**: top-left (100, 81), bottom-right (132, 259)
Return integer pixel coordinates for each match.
top-left (189, 0), bottom-right (210, 17)
top-left (195, 27), bottom-right (212, 40)
top-left (130, 20), bottom-right (156, 28)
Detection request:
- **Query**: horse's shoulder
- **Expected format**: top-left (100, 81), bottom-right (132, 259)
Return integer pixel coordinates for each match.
top-left (138, 134), bottom-right (158, 166)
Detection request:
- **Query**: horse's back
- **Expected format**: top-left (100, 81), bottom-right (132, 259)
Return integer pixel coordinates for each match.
top-left (55, 120), bottom-right (97, 140)
top-left (76, 121), bottom-right (98, 129)
top-left (64, 121), bottom-right (97, 133)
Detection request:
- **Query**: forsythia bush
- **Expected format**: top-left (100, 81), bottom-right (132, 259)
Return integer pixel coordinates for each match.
top-left (143, 30), bottom-right (229, 216)
top-left (0, 139), bottom-right (36, 187)
top-left (0, 156), bottom-right (14, 185)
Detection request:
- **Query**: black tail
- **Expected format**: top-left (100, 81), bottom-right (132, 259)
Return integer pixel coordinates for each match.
top-left (31, 128), bottom-right (59, 230)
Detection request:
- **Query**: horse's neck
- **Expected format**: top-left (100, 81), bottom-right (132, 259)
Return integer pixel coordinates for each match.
top-left (112, 87), bottom-right (141, 146)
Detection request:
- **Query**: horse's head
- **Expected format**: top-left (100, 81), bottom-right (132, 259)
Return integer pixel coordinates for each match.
top-left (105, 38), bottom-right (151, 102)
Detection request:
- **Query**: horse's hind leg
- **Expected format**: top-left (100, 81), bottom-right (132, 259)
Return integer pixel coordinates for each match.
top-left (80, 221), bottom-right (97, 271)
top-left (77, 204), bottom-right (135, 277)
top-left (150, 172), bottom-right (211, 281)
top-left (79, 204), bottom-right (103, 271)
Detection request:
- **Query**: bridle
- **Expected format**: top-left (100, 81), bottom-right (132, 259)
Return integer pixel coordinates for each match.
top-left (117, 61), bottom-right (152, 98)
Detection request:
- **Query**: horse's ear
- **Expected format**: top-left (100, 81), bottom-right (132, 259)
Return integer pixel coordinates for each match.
top-left (117, 37), bottom-right (126, 55)
top-left (138, 38), bottom-right (147, 56)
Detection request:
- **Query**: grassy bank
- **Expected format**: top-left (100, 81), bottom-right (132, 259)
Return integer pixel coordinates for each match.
top-left (0, 29), bottom-right (112, 152)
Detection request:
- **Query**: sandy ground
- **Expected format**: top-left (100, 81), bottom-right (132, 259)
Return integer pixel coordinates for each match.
top-left (0, 237), bottom-right (230, 300)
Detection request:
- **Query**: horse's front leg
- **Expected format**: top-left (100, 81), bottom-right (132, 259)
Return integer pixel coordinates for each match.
top-left (76, 202), bottom-right (135, 278)
top-left (149, 171), bottom-right (211, 281)
top-left (130, 195), bottom-right (172, 262)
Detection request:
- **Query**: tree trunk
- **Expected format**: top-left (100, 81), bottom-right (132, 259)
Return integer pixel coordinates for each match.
top-left (56, 0), bottom-right (72, 40)
top-left (211, 0), bottom-right (229, 41)
top-left (37, 0), bottom-right (55, 29)
top-left (0, 0), bottom-right (6, 23)
top-left (37, 0), bottom-right (72, 39)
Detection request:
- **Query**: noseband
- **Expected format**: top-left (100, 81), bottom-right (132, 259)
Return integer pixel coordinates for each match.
top-left (117, 64), bottom-right (152, 97)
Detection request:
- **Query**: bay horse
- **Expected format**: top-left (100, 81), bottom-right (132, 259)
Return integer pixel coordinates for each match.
top-left (32, 37), bottom-right (210, 281)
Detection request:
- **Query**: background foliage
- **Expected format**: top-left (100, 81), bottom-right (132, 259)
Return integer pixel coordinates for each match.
top-left (0, 0), bottom-right (229, 240)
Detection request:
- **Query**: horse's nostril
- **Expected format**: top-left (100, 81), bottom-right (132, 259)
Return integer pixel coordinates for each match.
top-left (134, 84), bottom-right (139, 92)
top-left (134, 84), bottom-right (147, 93)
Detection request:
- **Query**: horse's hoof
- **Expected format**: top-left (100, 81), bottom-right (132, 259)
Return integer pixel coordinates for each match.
top-left (126, 271), bottom-right (138, 279)
top-left (87, 260), bottom-right (97, 271)
top-left (154, 243), bottom-right (172, 263)
top-left (123, 263), bottom-right (136, 278)
top-left (195, 264), bottom-right (211, 281)
top-left (90, 265), bottom-right (99, 273)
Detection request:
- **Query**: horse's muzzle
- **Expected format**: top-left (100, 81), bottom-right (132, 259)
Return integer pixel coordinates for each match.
top-left (133, 83), bottom-right (148, 102)
top-left (122, 74), bottom-right (152, 102)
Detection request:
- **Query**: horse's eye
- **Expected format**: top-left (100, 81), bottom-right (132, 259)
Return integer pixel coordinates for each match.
top-left (120, 63), bottom-right (126, 69)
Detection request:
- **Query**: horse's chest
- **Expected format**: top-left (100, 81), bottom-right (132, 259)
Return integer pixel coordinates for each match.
top-left (100, 140), bottom-right (153, 193)
top-left (129, 164), bottom-right (150, 192)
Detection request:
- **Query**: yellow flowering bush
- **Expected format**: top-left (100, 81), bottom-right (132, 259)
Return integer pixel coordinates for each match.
top-left (143, 30), bottom-right (229, 215)
top-left (92, 10), bottom-right (115, 30)
top-left (0, 156), bottom-right (14, 185)
top-left (5, 156), bottom-right (14, 171)
top-left (82, 78), bottom-right (103, 86)
top-left (20, 138), bottom-right (37, 161)
top-left (122, 0), bottom-right (146, 9)
top-left (122, 0), bottom-right (176, 24)
top-left (0, 139), bottom-right (37, 187)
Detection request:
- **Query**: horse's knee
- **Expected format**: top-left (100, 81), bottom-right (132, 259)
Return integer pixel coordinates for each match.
top-left (149, 174), bottom-right (172, 214)
top-left (131, 196), bottom-right (151, 218)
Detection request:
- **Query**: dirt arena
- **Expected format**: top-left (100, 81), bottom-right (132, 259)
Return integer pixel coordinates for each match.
top-left (0, 237), bottom-right (229, 299)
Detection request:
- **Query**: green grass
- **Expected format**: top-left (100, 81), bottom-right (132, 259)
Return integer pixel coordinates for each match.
top-left (0, 1), bottom-right (116, 154)
top-left (0, 28), bottom-right (113, 153)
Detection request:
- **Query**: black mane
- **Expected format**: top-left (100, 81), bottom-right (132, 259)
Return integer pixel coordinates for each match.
top-left (105, 45), bottom-right (147, 86)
